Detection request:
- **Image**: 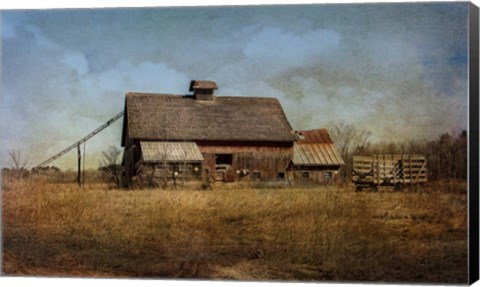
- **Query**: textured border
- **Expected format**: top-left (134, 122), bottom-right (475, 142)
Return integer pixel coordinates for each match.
top-left (469, 2), bottom-right (479, 285)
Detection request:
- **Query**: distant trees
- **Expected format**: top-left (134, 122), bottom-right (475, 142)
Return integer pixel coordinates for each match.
top-left (328, 119), bottom-right (468, 185)
top-left (98, 145), bottom-right (123, 188)
top-left (424, 131), bottom-right (468, 180)
top-left (396, 131), bottom-right (467, 181)
top-left (7, 150), bottom-right (30, 179)
top-left (342, 129), bottom-right (468, 182)
top-left (329, 121), bottom-right (372, 186)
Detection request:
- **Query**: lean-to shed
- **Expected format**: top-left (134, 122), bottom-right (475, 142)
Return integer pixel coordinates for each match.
top-left (121, 80), bottom-right (297, 186)
top-left (288, 129), bottom-right (344, 185)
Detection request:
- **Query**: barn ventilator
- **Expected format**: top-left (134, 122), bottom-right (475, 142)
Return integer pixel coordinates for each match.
top-left (35, 111), bottom-right (124, 186)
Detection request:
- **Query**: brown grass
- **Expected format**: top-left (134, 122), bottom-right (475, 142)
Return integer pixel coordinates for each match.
top-left (2, 177), bottom-right (468, 283)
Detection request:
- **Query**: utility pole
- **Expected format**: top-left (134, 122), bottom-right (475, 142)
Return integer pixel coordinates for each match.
top-left (77, 143), bottom-right (81, 187)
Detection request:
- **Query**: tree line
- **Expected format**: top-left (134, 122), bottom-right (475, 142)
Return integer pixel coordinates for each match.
top-left (329, 121), bottom-right (468, 186)
top-left (3, 124), bottom-right (469, 188)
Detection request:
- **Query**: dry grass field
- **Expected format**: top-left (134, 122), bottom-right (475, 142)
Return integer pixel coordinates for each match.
top-left (2, 177), bottom-right (468, 283)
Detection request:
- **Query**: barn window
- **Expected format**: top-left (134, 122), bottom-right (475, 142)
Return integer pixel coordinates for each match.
top-left (216, 154), bottom-right (232, 165)
top-left (302, 171), bottom-right (310, 178)
top-left (324, 171), bottom-right (332, 179)
top-left (277, 172), bottom-right (285, 180)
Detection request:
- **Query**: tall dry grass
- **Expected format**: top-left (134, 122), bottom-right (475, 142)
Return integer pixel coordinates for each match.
top-left (2, 176), bottom-right (468, 283)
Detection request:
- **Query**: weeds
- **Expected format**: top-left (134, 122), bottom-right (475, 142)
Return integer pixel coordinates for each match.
top-left (2, 178), bottom-right (468, 283)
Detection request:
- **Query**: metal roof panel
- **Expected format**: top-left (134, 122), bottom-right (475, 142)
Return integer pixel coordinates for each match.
top-left (293, 143), bottom-right (344, 166)
top-left (141, 141), bottom-right (204, 162)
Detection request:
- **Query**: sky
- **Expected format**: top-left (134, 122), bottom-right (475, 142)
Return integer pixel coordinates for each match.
top-left (1, 2), bottom-right (471, 170)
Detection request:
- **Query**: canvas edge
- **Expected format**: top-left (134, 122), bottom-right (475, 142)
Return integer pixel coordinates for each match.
top-left (469, 1), bottom-right (480, 285)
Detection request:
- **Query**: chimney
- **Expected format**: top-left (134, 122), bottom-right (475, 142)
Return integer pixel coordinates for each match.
top-left (189, 80), bottom-right (218, 101)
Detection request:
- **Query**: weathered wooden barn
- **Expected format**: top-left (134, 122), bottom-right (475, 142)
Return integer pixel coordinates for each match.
top-left (121, 80), bottom-right (297, 186)
top-left (288, 129), bottom-right (344, 185)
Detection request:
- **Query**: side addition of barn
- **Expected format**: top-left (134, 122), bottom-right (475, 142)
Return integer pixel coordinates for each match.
top-left (288, 129), bottom-right (344, 185)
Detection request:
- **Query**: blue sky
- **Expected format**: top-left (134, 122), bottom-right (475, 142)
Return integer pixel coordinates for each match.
top-left (1, 2), bottom-right (470, 169)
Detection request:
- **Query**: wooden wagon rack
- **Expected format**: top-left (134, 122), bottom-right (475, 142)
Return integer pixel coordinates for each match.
top-left (352, 154), bottom-right (427, 191)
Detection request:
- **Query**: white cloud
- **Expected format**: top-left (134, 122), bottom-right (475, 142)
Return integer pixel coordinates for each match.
top-left (25, 24), bottom-right (61, 50)
top-left (209, 25), bottom-right (341, 86)
top-left (244, 27), bottom-right (340, 67)
top-left (64, 52), bottom-right (89, 75)
top-left (2, 24), bottom-right (192, 168)
top-left (220, 80), bottom-right (284, 98)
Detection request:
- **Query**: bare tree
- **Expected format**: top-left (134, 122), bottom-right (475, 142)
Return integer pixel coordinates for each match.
top-left (98, 145), bottom-right (122, 188)
top-left (454, 130), bottom-right (468, 180)
top-left (431, 131), bottom-right (467, 180)
top-left (8, 150), bottom-right (30, 179)
top-left (361, 130), bottom-right (468, 183)
top-left (329, 121), bottom-right (371, 186)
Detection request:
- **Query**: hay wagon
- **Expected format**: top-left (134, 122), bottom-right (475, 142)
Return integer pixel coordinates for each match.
top-left (352, 154), bottom-right (427, 191)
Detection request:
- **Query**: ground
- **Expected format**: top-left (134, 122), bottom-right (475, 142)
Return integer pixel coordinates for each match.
top-left (1, 178), bottom-right (468, 283)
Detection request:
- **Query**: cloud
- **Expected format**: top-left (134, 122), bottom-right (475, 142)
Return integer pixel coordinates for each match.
top-left (25, 24), bottom-right (61, 50)
top-left (209, 26), bottom-right (341, 82)
top-left (1, 24), bottom-right (191, 168)
top-left (64, 52), bottom-right (89, 75)
top-left (243, 27), bottom-right (340, 70)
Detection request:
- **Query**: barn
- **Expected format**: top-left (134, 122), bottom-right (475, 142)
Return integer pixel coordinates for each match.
top-left (121, 80), bottom-right (297, 187)
top-left (288, 129), bottom-right (344, 185)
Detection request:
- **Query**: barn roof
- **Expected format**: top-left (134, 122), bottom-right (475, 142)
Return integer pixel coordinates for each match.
top-left (123, 93), bottom-right (296, 144)
top-left (292, 129), bottom-right (344, 166)
top-left (295, 128), bottom-right (334, 144)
